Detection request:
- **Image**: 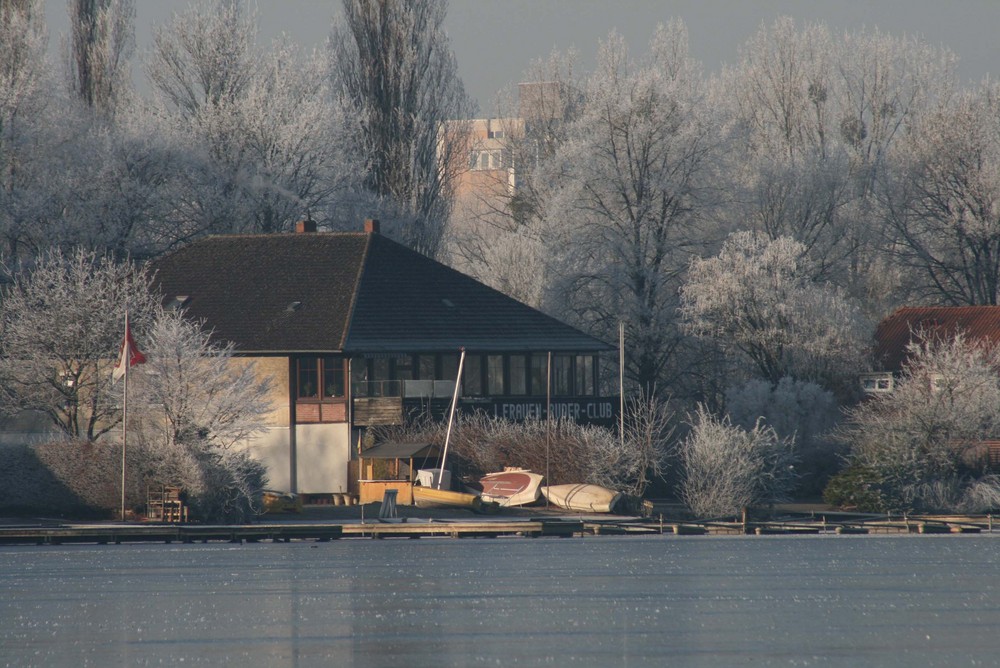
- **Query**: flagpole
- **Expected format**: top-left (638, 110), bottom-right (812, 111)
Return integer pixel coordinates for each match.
top-left (121, 311), bottom-right (128, 522)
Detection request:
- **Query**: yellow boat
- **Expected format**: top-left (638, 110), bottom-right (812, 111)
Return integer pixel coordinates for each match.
top-left (412, 486), bottom-right (499, 513)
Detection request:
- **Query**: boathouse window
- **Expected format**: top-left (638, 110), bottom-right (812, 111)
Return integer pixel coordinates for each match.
top-left (350, 357), bottom-right (367, 395)
top-left (487, 355), bottom-right (505, 395)
top-left (577, 355), bottom-right (595, 396)
top-left (323, 357), bottom-right (345, 398)
top-left (553, 355), bottom-right (573, 396)
top-left (418, 354), bottom-right (436, 380)
top-left (297, 357), bottom-right (346, 400)
top-left (372, 357), bottom-right (390, 382)
top-left (529, 354), bottom-right (548, 395)
top-left (464, 355), bottom-right (483, 396)
top-left (441, 354), bottom-right (459, 384)
top-left (394, 355), bottom-right (414, 381)
top-left (509, 355), bottom-right (527, 395)
top-left (297, 358), bottom-right (319, 398)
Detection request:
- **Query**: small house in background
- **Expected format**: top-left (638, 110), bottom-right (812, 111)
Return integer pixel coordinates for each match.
top-left (150, 220), bottom-right (615, 503)
top-left (864, 306), bottom-right (1000, 468)
top-left (863, 306), bottom-right (1000, 396)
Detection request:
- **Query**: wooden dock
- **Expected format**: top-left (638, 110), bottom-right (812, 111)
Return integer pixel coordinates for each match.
top-left (0, 523), bottom-right (345, 546)
top-left (340, 518), bottom-right (583, 539)
top-left (0, 518), bottom-right (585, 546)
top-left (1, 512), bottom-right (996, 546)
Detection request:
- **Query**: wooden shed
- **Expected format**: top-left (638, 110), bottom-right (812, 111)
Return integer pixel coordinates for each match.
top-left (358, 441), bottom-right (442, 505)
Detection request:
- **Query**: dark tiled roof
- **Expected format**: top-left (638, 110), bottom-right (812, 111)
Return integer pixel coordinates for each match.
top-left (874, 306), bottom-right (1000, 372)
top-left (346, 234), bottom-right (609, 352)
top-left (150, 234), bottom-right (367, 352)
top-left (149, 231), bottom-right (610, 354)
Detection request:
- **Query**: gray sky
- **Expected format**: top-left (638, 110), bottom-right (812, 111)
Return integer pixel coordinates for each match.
top-left (45, 0), bottom-right (1000, 115)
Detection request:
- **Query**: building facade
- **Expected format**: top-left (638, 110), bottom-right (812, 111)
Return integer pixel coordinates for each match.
top-left (151, 220), bottom-right (615, 499)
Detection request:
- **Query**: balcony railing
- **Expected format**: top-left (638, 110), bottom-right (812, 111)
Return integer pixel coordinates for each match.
top-left (351, 380), bottom-right (456, 399)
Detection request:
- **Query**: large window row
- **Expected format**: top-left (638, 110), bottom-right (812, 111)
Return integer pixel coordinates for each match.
top-left (297, 352), bottom-right (599, 400)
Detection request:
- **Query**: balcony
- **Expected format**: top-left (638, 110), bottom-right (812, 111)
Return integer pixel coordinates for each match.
top-left (351, 380), bottom-right (456, 426)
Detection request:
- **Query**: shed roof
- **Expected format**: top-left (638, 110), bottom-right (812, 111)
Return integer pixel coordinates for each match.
top-left (150, 230), bottom-right (611, 355)
top-left (874, 306), bottom-right (1000, 372)
top-left (359, 442), bottom-right (440, 460)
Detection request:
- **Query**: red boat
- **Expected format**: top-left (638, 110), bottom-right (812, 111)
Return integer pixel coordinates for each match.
top-left (467, 469), bottom-right (544, 507)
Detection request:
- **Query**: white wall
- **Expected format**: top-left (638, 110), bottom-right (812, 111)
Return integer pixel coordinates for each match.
top-left (296, 423), bottom-right (351, 494)
top-left (247, 427), bottom-right (292, 492)
top-left (203, 423), bottom-right (353, 495)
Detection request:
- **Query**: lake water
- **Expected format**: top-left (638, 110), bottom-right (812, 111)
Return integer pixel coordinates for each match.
top-left (2, 534), bottom-right (1000, 667)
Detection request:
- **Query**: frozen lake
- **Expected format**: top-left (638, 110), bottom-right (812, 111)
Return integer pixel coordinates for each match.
top-left (3, 534), bottom-right (1000, 666)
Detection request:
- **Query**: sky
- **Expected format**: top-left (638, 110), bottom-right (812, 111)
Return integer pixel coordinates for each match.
top-left (44, 0), bottom-right (1000, 115)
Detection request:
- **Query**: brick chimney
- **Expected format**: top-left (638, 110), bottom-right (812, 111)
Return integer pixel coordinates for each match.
top-left (295, 218), bottom-right (317, 234)
top-left (364, 219), bottom-right (380, 234)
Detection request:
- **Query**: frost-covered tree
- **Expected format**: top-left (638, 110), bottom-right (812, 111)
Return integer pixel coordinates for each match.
top-left (679, 231), bottom-right (870, 390)
top-left (724, 18), bottom-right (836, 160)
top-left (329, 0), bottom-right (475, 255)
top-left (0, 0), bottom-right (63, 259)
top-left (443, 225), bottom-right (546, 307)
top-left (726, 377), bottom-right (838, 453)
top-left (444, 51), bottom-right (584, 307)
top-left (884, 83), bottom-right (1000, 306)
top-left (614, 391), bottom-right (675, 496)
top-left (717, 18), bottom-right (956, 307)
top-left (0, 0), bottom-right (48, 135)
top-left (834, 27), bottom-right (955, 194)
top-left (839, 332), bottom-right (1000, 512)
top-left (54, 106), bottom-right (178, 257)
top-left (726, 377), bottom-right (842, 495)
top-left (144, 2), bottom-right (350, 245)
top-left (66, 0), bottom-right (134, 115)
top-left (146, 0), bottom-right (257, 120)
top-left (680, 405), bottom-right (796, 519)
top-left (0, 248), bottom-right (160, 440)
top-left (543, 22), bottom-right (719, 394)
top-left (130, 309), bottom-right (272, 522)
top-left (0, 251), bottom-right (275, 520)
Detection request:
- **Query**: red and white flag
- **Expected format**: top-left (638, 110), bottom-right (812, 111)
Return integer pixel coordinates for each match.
top-left (112, 315), bottom-right (146, 383)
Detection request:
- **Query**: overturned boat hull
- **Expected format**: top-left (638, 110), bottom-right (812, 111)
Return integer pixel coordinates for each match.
top-left (470, 470), bottom-right (544, 507)
top-left (541, 484), bottom-right (622, 513)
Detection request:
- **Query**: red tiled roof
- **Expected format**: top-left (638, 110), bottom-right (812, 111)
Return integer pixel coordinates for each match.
top-left (874, 306), bottom-right (1000, 372)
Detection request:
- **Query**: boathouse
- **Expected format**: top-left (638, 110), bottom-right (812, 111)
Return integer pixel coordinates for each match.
top-left (150, 220), bottom-right (615, 500)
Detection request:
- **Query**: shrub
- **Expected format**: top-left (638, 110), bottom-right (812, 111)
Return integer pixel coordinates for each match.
top-left (840, 332), bottom-right (1000, 512)
top-left (822, 464), bottom-right (887, 512)
top-left (679, 406), bottom-right (797, 519)
top-left (372, 407), bottom-right (672, 497)
top-left (726, 377), bottom-right (843, 496)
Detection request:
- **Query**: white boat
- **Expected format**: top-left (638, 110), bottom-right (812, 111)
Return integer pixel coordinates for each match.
top-left (468, 469), bottom-right (544, 507)
top-left (541, 484), bottom-right (622, 513)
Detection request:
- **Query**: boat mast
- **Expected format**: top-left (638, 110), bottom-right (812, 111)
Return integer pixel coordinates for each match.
top-left (619, 322), bottom-right (625, 447)
top-left (437, 347), bottom-right (466, 489)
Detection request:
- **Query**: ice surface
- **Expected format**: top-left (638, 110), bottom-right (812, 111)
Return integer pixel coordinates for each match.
top-left (2, 534), bottom-right (1000, 666)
